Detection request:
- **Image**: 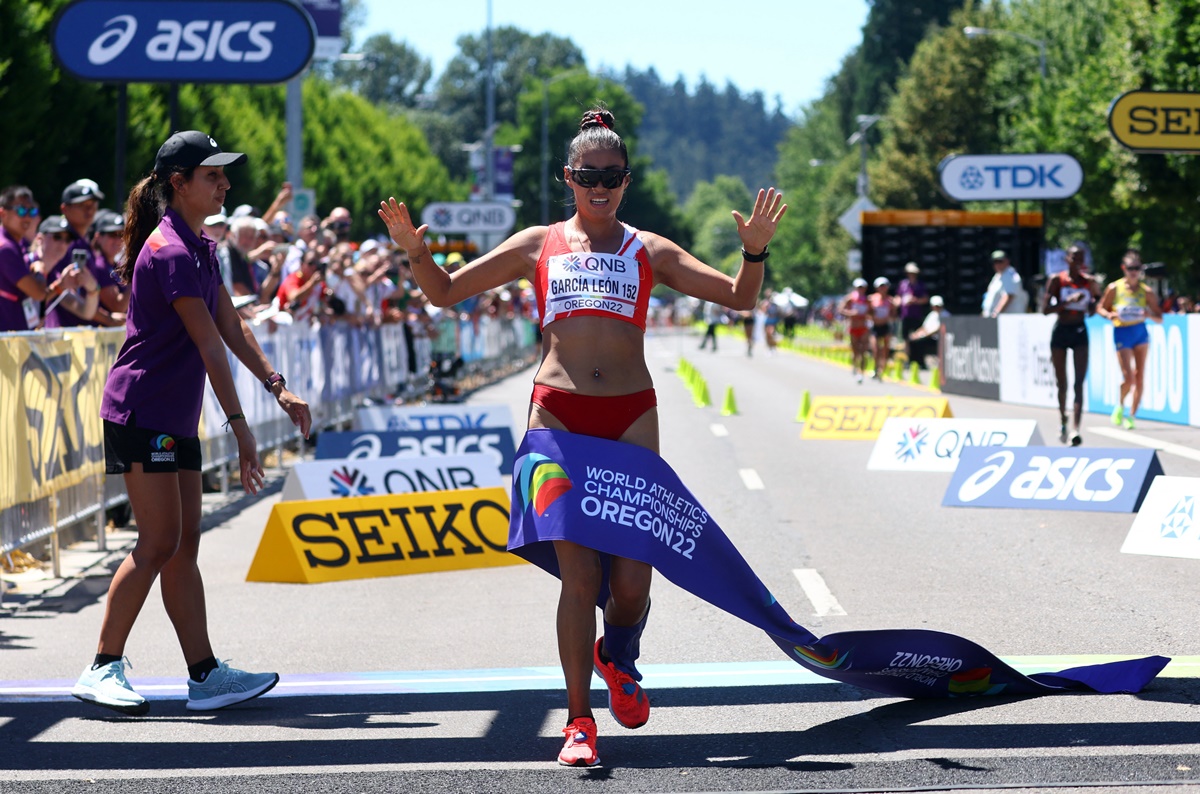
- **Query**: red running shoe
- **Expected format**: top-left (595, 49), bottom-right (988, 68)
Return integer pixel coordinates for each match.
top-left (593, 637), bottom-right (650, 729)
top-left (558, 717), bottom-right (600, 766)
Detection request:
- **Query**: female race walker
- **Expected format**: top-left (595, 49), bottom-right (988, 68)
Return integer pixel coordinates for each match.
top-left (1097, 248), bottom-right (1161, 430)
top-left (868, 276), bottom-right (897, 380)
top-left (380, 108), bottom-right (785, 767)
top-left (72, 131), bottom-right (312, 715)
top-left (1041, 245), bottom-right (1099, 445)
top-left (839, 277), bottom-right (870, 383)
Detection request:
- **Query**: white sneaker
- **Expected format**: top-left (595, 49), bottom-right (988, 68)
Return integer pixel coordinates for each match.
top-left (186, 659), bottom-right (278, 711)
top-left (72, 657), bottom-right (149, 716)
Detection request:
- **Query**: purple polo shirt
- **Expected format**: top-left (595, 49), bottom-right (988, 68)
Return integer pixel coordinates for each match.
top-left (101, 208), bottom-right (221, 437)
top-left (0, 226), bottom-right (34, 332)
top-left (43, 234), bottom-right (101, 328)
top-left (897, 278), bottom-right (928, 322)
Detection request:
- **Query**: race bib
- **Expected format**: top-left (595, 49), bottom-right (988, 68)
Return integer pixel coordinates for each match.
top-left (1118, 305), bottom-right (1145, 323)
top-left (543, 251), bottom-right (642, 323)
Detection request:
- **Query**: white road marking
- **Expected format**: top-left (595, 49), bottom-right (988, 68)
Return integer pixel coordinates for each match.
top-left (710, 423), bottom-right (729, 437)
top-left (1088, 425), bottom-right (1200, 464)
top-left (738, 468), bottom-right (764, 490)
top-left (793, 569), bottom-right (847, 617)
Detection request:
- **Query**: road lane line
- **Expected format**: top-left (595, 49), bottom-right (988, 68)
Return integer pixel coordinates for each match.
top-left (1088, 425), bottom-right (1200, 463)
top-left (793, 568), bottom-right (847, 617)
top-left (710, 423), bottom-right (729, 437)
top-left (739, 468), bottom-right (765, 490)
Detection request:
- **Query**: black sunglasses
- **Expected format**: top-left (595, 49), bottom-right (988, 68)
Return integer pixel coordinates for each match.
top-left (5, 206), bottom-right (39, 218)
top-left (569, 168), bottom-right (629, 189)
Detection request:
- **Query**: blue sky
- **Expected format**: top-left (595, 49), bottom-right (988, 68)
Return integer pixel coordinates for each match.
top-left (360, 1), bottom-right (870, 116)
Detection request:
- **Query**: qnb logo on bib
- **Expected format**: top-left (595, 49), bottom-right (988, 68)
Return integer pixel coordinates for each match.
top-left (89, 15), bottom-right (138, 64)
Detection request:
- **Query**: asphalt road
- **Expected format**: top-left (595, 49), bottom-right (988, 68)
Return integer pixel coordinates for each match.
top-left (2, 326), bottom-right (1199, 794)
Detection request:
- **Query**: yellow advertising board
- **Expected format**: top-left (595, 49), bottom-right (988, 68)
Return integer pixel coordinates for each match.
top-left (1108, 90), bottom-right (1200, 153)
top-left (0, 328), bottom-right (122, 512)
top-left (801, 396), bottom-right (953, 441)
top-left (247, 487), bottom-right (524, 584)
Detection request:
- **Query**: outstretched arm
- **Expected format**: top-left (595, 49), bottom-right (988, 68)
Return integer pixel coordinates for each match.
top-left (651, 187), bottom-right (787, 309)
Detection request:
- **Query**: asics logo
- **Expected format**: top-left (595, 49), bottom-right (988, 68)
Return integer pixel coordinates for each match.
top-left (87, 16), bottom-right (278, 66)
top-left (88, 16), bottom-right (137, 65)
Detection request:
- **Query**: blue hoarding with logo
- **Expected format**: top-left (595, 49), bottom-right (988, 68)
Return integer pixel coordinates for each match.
top-left (939, 153), bottom-right (1083, 202)
top-left (1085, 314), bottom-right (1189, 426)
top-left (943, 446), bottom-right (1163, 512)
top-left (52, 0), bottom-right (315, 83)
top-left (315, 429), bottom-right (517, 472)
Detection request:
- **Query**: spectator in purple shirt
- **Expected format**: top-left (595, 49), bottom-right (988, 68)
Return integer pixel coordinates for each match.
top-left (88, 209), bottom-right (129, 326)
top-left (71, 130), bottom-right (312, 718)
top-left (0, 185), bottom-right (51, 331)
top-left (44, 180), bottom-right (110, 327)
top-left (897, 261), bottom-right (929, 365)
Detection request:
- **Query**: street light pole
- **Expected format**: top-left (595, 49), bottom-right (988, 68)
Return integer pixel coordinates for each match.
top-left (847, 114), bottom-right (882, 200)
top-left (963, 26), bottom-right (1047, 78)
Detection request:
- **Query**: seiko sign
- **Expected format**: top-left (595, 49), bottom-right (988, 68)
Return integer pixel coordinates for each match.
top-left (52, 0), bottom-right (315, 83)
top-left (1108, 90), bottom-right (1200, 153)
top-left (943, 447), bottom-right (1162, 513)
top-left (939, 153), bottom-right (1083, 202)
top-left (421, 202), bottom-right (517, 235)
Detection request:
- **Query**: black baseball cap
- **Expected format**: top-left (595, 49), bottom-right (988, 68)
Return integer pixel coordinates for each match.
top-left (94, 210), bottom-right (125, 234)
top-left (39, 215), bottom-right (70, 235)
top-left (155, 131), bottom-right (247, 173)
top-left (62, 179), bottom-right (105, 205)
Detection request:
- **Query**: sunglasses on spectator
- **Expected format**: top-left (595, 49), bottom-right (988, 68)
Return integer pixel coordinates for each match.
top-left (5, 206), bottom-right (39, 218)
top-left (568, 168), bottom-right (630, 189)
top-left (1124, 264), bottom-right (1144, 271)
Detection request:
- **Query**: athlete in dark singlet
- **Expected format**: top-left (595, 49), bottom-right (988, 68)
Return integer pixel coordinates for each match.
top-left (1041, 245), bottom-right (1099, 445)
top-left (380, 107), bottom-right (786, 767)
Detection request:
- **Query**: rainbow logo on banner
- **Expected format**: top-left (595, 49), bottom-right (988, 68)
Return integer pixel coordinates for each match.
top-left (515, 453), bottom-right (573, 516)
top-left (792, 644), bottom-right (851, 670)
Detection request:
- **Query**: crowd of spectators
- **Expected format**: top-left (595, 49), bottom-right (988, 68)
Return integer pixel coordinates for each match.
top-left (0, 181), bottom-right (540, 348)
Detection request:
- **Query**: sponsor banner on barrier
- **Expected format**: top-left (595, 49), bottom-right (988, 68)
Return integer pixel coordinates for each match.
top-left (1086, 315), bottom-right (1189, 426)
top-left (868, 418), bottom-right (1043, 472)
top-left (941, 317), bottom-right (1002, 400)
top-left (315, 428), bottom-right (517, 471)
top-left (0, 328), bottom-right (122, 511)
top-left (943, 447), bottom-right (1162, 512)
top-left (246, 488), bottom-right (520, 583)
top-left (801, 397), bottom-right (953, 440)
top-left (281, 454), bottom-right (503, 501)
top-left (355, 403), bottom-right (515, 433)
top-left (1121, 476), bottom-right (1200, 559)
top-left (997, 314), bottom-right (1069, 409)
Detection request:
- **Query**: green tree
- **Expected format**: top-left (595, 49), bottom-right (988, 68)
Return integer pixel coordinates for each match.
top-left (855, 0), bottom-right (968, 116)
top-left (683, 176), bottom-right (752, 271)
top-left (332, 34), bottom-right (432, 109)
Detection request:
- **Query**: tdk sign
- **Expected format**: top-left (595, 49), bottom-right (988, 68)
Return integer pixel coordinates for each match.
top-left (52, 0), bottom-right (315, 84)
top-left (943, 447), bottom-right (1162, 513)
top-left (938, 153), bottom-right (1083, 202)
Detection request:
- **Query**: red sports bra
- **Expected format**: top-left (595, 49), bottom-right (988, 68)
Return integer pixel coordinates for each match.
top-left (535, 221), bottom-right (653, 331)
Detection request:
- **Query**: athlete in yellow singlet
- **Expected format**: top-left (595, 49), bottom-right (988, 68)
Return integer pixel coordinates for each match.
top-left (1097, 249), bottom-right (1162, 430)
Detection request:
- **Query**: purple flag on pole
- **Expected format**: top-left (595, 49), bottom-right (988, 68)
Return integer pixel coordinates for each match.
top-left (509, 429), bottom-right (1168, 698)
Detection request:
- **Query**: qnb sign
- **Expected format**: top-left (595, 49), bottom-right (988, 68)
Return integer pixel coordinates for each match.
top-left (421, 202), bottom-right (518, 234)
top-left (52, 0), bottom-right (315, 84)
top-left (939, 153), bottom-right (1083, 202)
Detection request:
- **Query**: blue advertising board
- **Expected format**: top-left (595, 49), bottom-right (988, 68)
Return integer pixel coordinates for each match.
top-left (943, 446), bottom-right (1163, 513)
top-left (316, 429), bottom-right (517, 472)
top-left (1085, 314), bottom-right (1189, 426)
top-left (52, 0), bottom-right (315, 83)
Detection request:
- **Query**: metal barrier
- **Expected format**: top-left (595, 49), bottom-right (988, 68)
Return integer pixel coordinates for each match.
top-left (0, 315), bottom-right (538, 575)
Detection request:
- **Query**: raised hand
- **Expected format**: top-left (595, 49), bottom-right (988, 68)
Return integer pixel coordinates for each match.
top-left (731, 188), bottom-right (788, 253)
top-left (378, 197), bottom-right (429, 251)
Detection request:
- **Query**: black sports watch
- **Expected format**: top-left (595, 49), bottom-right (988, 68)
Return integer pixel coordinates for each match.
top-left (264, 372), bottom-right (286, 392)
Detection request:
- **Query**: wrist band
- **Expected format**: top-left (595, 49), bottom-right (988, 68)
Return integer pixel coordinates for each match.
top-left (741, 246), bottom-right (769, 263)
top-left (222, 412), bottom-right (245, 431)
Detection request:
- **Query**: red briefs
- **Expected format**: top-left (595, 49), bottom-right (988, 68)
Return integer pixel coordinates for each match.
top-left (530, 384), bottom-right (657, 441)
top-left (849, 327), bottom-right (869, 338)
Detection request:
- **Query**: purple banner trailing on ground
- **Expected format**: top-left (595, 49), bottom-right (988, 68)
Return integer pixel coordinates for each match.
top-left (509, 428), bottom-right (1168, 698)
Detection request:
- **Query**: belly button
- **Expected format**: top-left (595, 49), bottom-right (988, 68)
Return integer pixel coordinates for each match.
top-left (593, 368), bottom-right (601, 379)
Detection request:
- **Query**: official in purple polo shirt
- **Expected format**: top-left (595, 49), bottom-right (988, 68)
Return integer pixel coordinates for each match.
top-left (43, 180), bottom-right (106, 328)
top-left (0, 185), bottom-right (51, 331)
top-left (72, 131), bottom-right (313, 718)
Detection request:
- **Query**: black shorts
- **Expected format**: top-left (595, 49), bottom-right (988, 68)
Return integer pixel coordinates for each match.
top-left (104, 419), bottom-right (202, 474)
top-left (1050, 322), bottom-right (1088, 351)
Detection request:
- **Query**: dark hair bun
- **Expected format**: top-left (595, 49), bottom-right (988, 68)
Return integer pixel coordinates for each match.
top-left (579, 108), bottom-right (616, 132)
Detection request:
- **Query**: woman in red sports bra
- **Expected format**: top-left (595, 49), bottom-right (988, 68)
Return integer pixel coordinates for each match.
top-left (380, 107), bottom-right (786, 767)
